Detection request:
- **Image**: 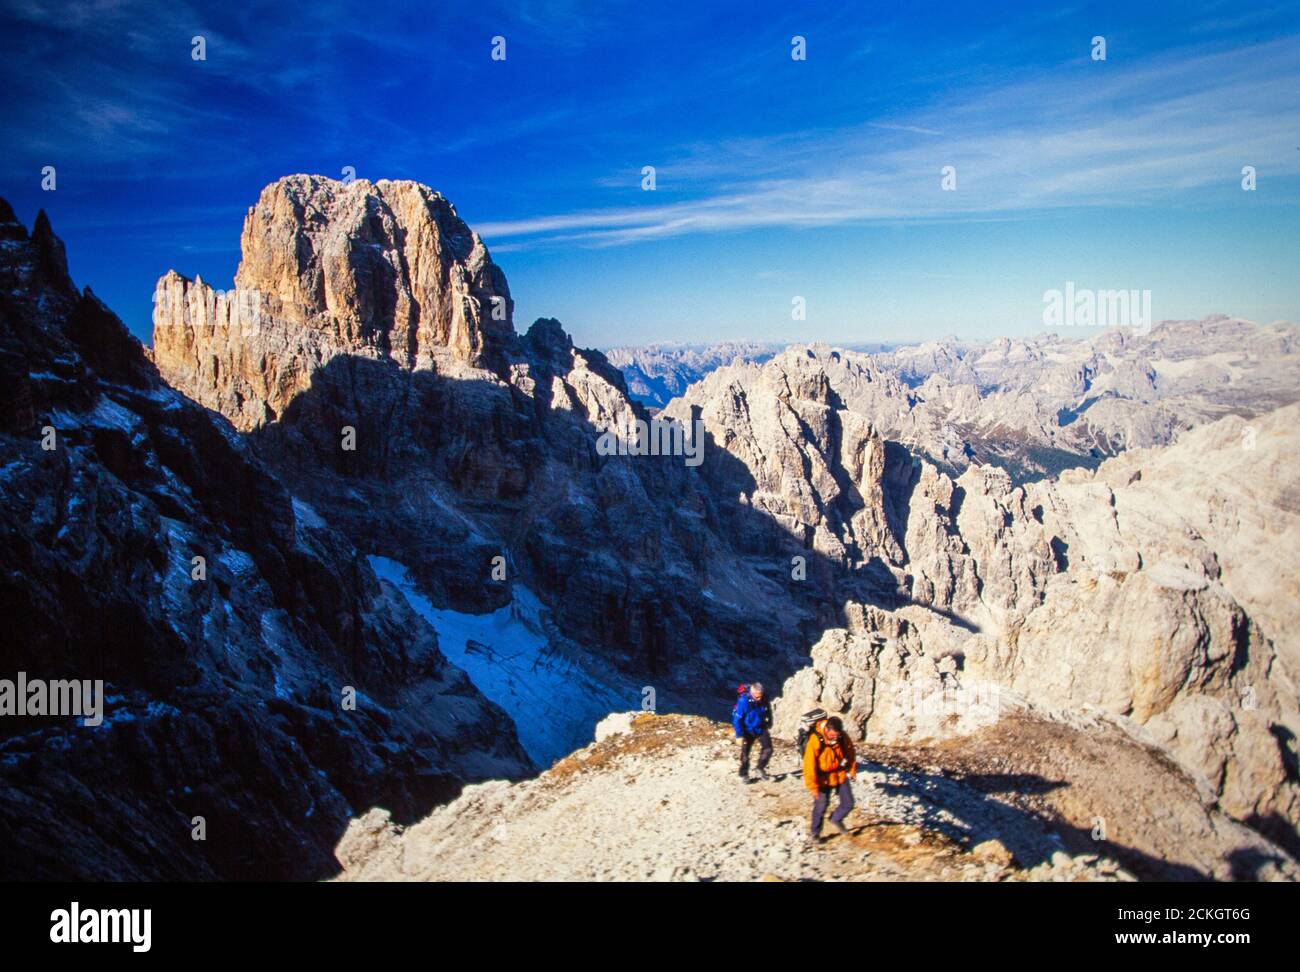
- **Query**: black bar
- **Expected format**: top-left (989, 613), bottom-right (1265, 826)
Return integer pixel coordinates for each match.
top-left (1, 881), bottom-right (1289, 958)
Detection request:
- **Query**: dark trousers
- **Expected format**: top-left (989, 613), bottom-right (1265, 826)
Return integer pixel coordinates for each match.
top-left (739, 732), bottom-right (772, 775)
top-left (810, 781), bottom-right (855, 836)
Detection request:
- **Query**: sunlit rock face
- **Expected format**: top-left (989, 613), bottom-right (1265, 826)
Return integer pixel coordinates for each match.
top-left (152, 175), bottom-right (519, 429)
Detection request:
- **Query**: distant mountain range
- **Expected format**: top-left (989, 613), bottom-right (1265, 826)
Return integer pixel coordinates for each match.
top-left (610, 319), bottom-right (1299, 481)
top-left (605, 340), bottom-right (901, 409)
top-left (603, 342), bottom-right (782, 408)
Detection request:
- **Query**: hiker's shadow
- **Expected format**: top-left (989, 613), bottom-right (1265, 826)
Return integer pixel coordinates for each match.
top-left (857, 758), bottom-right (1222, 881)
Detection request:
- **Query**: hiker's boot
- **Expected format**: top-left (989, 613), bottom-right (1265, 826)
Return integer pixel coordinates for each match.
top-left (830, 819), bottom-right (849, 836)
top-left (758, 768), bottom-right (772, 781)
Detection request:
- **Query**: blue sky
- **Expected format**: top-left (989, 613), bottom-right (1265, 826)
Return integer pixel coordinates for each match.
top-left (2, 0), bottom-right (1298, 347)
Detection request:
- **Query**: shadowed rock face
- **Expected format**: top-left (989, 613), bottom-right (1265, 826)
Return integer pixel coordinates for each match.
top-left (0, 200), bottom-right (530, 880)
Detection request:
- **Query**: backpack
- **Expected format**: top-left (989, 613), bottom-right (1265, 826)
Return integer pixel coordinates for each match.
top-left (732, 684), bottom-right (749, 721)
top-left (796, 708), bottom-right (828, 765)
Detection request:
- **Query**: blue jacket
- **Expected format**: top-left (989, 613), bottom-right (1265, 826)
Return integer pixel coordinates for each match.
top-left (733, 691), bottom-right (772, 737)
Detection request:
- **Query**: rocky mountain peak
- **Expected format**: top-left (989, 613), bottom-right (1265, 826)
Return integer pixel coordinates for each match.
top-left (152, 175), bottom-right (521, 428)
top-left (30, 210), bottom-right (75, 297)
top-left (524, 316), bottom-right (574, 362)
top-left (235, 175), bottom-right (514, 356)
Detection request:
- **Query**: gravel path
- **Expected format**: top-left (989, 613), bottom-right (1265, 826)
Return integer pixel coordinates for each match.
top-left (334, 714), bottom-right (1135, 881)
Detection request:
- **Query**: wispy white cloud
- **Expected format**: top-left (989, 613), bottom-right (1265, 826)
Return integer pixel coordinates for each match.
top-left (478, 36), bottom-right (1300, 249)
top-left (869, 122), bottom-right (943, 136)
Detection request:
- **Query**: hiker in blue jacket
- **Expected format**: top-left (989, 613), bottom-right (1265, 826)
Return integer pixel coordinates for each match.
top-left (732, 682), bottom-right (774, 782)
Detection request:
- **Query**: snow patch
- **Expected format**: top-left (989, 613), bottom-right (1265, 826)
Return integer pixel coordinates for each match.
top-left (87, 395), bottom-right (141, 433)
top-left (218, 547), bottom-right (257, 577)
top-left (291, 497), bottom-right (326, 530)
top-left (367, 555), bottom-right (641, 766)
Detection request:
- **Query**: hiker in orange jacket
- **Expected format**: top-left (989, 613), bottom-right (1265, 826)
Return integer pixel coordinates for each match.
top-left (803, 716), bottom-right (857, 840)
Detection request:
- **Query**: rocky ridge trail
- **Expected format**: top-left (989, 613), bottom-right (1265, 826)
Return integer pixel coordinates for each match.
top-left (334, 712), bottom-right (1295, 882)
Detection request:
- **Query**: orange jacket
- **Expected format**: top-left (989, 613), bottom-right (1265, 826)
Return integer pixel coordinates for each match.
top-left (803, 721), bottom-right (857, 792)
